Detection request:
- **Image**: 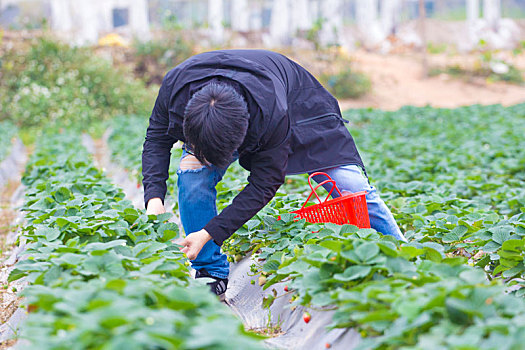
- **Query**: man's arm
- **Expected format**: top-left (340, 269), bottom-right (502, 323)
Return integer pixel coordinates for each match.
top-left (142, 82), bottom-right (178, 212)
top-left (204, 114), bottom-right (291, 246)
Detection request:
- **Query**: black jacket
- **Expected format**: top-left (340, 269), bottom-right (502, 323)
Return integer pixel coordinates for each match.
top-left (142, 50), bottom-right (364, 246)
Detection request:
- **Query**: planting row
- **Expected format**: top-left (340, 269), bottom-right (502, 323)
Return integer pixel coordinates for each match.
top-left (220, 104), bottom-right (525, 348)
top-left (106, 103), bottom-right (525, 348)
top-left (219, 104), bottom-right (525, 290)
top-left (348, 104), bottom-right (525, 290)
top-left (9, 133), bottom-right (263, 349)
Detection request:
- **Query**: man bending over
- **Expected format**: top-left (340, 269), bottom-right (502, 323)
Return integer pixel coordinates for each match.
top-left (142, 50), bottom-right (406, 298)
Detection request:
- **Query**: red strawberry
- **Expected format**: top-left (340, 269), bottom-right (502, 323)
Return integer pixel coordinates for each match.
top-left (284, 285), bottom-right (289, 292)
top-left (325, 343), bottom-right (332, 349)
top-left (303, 312), bottom-right (311, 323)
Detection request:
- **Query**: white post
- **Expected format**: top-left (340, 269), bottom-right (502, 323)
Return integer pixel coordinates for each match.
top-left (356, 0), bottom-right (383, 47)
top-left (251, 0), bottom-right (262, 31)
top-left (483, 0), bottom-right (501, 31)
top-left (208, 0), bottom-right (224, 44)
top-left (50, 0), bottom-right (74, 33)
top-left (74, 0), bottom-right (99, 45)
top-left (292, 0), bottom-right (311, 32)
top-left (356, 0), bottom-right (378, 26)
top-left (319, 0), bottom-right (343, 46)
top-left (130, 0), bottom-right (151, 41)
top-left (269, 0), bottom-right (291, 46)
top-left (466, 0), bottom-right (480, 49)
top-left (466, 0), bottom-right (479, 23)
top-left (231, 0), bottom-right (250, 32)
top-left (380, 0), bottom-right (401, 36)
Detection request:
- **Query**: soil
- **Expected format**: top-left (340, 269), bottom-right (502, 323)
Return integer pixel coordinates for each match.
top-left (337, 50), bottom-right (525, 111)
top-left (0, 181), bottom-right (19, 252)
top-left (0, 179), bottom-right (22, 349)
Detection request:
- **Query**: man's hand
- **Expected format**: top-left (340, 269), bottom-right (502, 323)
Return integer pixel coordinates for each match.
top-left (146, 197), bottom-right (166, 215)
top-left (180, 229), bottom-right (212, 260)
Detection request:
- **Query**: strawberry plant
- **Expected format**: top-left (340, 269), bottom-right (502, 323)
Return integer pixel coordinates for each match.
top-left (9, 132), bottom-right (263, 349)
top-left (107, 115), bottom-right (181, 198)
top-left (220, 104), bottom-right (524, 347)
top-left (107, 102), bottom-right (524, 348)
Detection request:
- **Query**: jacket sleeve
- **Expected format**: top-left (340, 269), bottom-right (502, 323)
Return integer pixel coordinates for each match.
top-left (142, 82), bottom-right (178, 206)
top-left (204, 115), bottom-right (291, 246)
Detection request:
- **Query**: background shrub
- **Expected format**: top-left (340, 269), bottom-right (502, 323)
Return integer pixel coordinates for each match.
top-left (320, 68), bottom-right (372, 99)
top-left (0, 37), bottom-right (154, 129)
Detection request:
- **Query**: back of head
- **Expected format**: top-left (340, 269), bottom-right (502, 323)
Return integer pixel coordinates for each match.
top-left (183, 82), bottom-right (249, 168)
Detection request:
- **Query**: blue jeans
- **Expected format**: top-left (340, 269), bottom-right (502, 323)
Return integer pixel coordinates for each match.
top-left (178, 150), bottom-right (406, 279)
top-left (177, 149), bottom-right (231, 279)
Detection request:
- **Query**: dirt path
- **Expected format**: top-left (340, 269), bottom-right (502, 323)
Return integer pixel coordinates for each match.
top-left (0, 179), bottom-right (24, 350)
top-left (339, 51), bottom-right (525, 111)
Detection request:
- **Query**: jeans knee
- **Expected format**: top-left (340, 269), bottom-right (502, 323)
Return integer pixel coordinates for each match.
top-left (179, 154), bottom-right (205, 172)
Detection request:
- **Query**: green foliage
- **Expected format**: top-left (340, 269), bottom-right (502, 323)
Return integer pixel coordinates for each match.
top-left (230, 216), bottom-right (525, 349)
top-left (108, 100), bottom-right (525, 348)
top-left (0, 38), bottom-right (153, 129)
top-left (320, 68), bottom-right (372, 99)
top-left (305, 18), bottom-right (325, 50)
top-left (430, 46), bottom-right (524, 85)
top-left (218, 103), bottom-right (524, 347)
top-left (426, 42), bottom-right (450, 54)
top-left (107, 115), bottom-right (181, 196)
top-left (349, 104), bottom-right (525, 282)
top-left (12, 132), bottom-right (263, 349)
top-left (488, 64), bottom-right (524, 84)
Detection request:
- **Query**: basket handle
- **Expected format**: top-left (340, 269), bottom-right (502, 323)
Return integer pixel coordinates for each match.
top-left (301, 172), bottom-right (343, 209)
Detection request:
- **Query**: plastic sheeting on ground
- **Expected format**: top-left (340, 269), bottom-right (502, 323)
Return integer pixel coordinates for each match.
top-left (0, 138), bottom-right (26, 189)
top-left (0, 140), bottom-right (28, 345)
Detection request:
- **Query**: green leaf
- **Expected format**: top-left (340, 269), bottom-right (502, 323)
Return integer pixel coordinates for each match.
top-left (84, 240), bottom-right (127, 252)
top-left (311, 292), bottom-right (333, 306)
top-left (333, 265), bottom-right (372, 281)
top-left (8, 268), bottom-right (26, 282)
top-left (442, 225), bottom-right (468, 243)
top-left (355, 242), bottom-right (379, 262)
top-left (399, 245), bottom-right (424, 259)
top-left (36, 227), bottom-right (61, 241)
top-left (319, 240), bottom-right (344, 252)
top-left (492, 227), bottom-right (512, 245)
top-left (482, 241), bottom-right (501, 253)
top-left (263, 260), bottom-right (281, 273)
top-left (501, 239), bottom-right (525, 252)
top-left (340, 250), bottom-right (360, 263)
top-left (53, 186), bottom-right (72, 202)
top-left (245, 219), bottom-right (260, 231)
top-left (56, 253), bottom-right (83, 267)
top-left (106, 279), bottom-right (127, 292)
top-left (43, 265), bottom-right (62, 285)
top-left (378, 241), bottom-right (398, 257)
top-left (279, 213), bottom-right (296, 223)
top-left (161, 229), bottom-right (177, 242)
top-left (502, 266), bottom-right (524, 279)
top-left (340, 224), bottom-right (358, 235)
top-left (459, 269), bottom-right (486, 284)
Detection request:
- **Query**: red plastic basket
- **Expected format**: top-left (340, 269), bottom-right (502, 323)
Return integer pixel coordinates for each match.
top-left (290, 172), bottom-right (371, 228)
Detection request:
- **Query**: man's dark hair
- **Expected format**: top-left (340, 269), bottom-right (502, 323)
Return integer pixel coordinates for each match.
top-left (183, 82), bottom-right (249, 168)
